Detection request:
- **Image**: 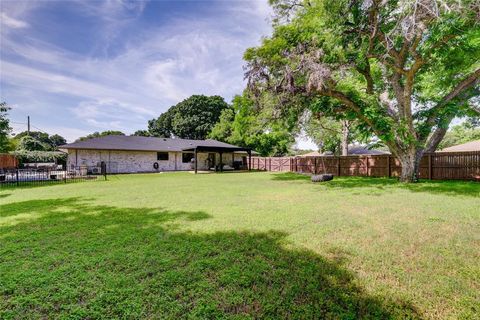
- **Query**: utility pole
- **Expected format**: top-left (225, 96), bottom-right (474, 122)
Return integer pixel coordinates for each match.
top-left (27, 116), bottom-right (30, 135)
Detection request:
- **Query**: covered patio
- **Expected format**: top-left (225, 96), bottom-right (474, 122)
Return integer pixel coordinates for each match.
top-left (182, 145), bottom-right (252, 174)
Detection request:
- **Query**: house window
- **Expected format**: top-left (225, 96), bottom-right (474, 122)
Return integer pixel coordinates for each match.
top-left (182, 153), bottom-right (194, 163)
top-left (157, 152), bottom-right (169, 161)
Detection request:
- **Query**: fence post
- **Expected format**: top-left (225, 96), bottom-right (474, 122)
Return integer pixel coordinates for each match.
top-left (337, 157), bottom-right (341, 177)
top-left (366, 156), bottom-right (369, 177)
top-left (314, 157), bottom-right (317, 175)
top-left (16, 169), bottom-right (19, 186)
top-left (387, 155), bottom-right (391, 178)
top-left (428, 153), bottom-right (432, 180)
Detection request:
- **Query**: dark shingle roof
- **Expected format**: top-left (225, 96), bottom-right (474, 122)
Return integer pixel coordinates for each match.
top-left (60, 136), bottom-right (246, 152)
top-left (348, 146), bottom-right (390, 155)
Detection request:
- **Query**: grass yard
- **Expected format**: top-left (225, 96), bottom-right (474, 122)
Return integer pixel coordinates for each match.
top-left (1, 172), bottom-right (479, 319)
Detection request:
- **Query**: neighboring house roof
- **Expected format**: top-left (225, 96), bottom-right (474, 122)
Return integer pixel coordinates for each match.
top-left (298, 151), bottom-right (322, 157)
top-left (60, 135), bottom-right (249, 152)
top-left (348, 146), bottom-right (390, 155)
top-left (439, 140), bottom-right (480, 152)
top-left (298, 146), bottom-right (389, 157)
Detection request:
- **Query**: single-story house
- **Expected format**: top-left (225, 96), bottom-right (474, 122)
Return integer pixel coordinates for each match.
top-left (60, 135), bottom-right (253, 174)
top-left (298, 145), bottom-right (389, 157)
top-left (439, 140), bottom-right (480, 152)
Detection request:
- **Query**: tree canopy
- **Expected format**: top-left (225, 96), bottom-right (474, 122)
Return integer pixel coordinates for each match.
top-left (148, 95), bottom-right (230, 140)
top-left (209, 94), bottom-right (294, 156)
top-left (131, 130), bottom-right (151, 137)
top-left (245, 0), bottom-right (480, 181)
top-left (438, 121), bottom-right (480, 149)
top-left (76, 131), bottom-right (125, 142)
top-left (14, 131), bottom-right (67, 151)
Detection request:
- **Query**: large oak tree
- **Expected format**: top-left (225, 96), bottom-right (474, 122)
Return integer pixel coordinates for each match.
top-left (148, 95), bottom-right (230, 140)
top-left (245, 0), bottom-right (479, 182)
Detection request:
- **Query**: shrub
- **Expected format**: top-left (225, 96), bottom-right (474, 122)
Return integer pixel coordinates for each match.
top-left (11, 150), bottom-right (67, 165)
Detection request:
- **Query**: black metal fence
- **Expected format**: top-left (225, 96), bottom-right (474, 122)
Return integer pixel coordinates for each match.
top-left (0, 164), bottom-right (107, 188)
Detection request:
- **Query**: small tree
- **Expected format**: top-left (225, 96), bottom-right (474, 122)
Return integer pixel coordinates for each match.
top-left (246, 0), bottom-right (480, 182)
top-left (0, 102), bottom-right (12, 153)
top-left (17, 136), bottom-right (50, 151)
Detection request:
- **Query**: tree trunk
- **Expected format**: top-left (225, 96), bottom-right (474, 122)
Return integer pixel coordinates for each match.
top-left (397, 148), bottom-right (424, 183)
top-left (341, 120), bottom-right (349, 156)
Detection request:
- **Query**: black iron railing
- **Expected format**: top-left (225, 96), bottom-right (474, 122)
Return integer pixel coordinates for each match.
top-left (0, 164), bottom-right (107, 188)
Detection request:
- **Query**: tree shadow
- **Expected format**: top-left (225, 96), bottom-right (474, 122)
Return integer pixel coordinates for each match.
top-left (0, 193), bottom-right (11, 199)
top-left (271, 172), bottom-right (311, 181)
top-left (0, 198), bottom-right (421, 319)
top-left (271, 173), bottom-right (480, 197)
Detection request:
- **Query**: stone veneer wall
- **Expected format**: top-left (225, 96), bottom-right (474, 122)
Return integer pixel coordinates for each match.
top-left (67, 149), bottom-right (246, 173)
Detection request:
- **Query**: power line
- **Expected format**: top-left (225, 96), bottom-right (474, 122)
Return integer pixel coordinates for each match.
top-left (31, 125), bottom-right (50, 135)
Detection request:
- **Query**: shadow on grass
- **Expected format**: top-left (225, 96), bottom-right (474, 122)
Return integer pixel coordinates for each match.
top-left (271, 172), bottom-right (311, 181)
top-left (271, 173), bottom-right (480, 197)
top-left (0, 198), bottom-right (421, 319)
top-left (0, 178), bottom-right (105, 190)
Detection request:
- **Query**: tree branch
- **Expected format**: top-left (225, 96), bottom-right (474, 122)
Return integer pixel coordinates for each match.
top-left (420, 68), bottom-right (480, 144)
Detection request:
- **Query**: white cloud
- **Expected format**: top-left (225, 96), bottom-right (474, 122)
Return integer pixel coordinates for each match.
top-left (0, 12), bottom-right (29, 28)
top-left (1, 0), bottom-right (273, 140)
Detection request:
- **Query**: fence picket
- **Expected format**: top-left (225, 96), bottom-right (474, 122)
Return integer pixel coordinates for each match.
top-left (249, 151), bottom-right (480, 181)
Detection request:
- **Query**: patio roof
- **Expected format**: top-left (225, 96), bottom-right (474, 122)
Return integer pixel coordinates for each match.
top-left (183, 145), bottom-right (253, 173)
top-left (182, 145), bottom-right (252, 153)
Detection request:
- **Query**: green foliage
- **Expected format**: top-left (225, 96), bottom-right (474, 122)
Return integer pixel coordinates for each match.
top-left (148, 111), bottom-right (173, 138)
top-left (131, 130), bottom-right (151, 137)
top-left (304, 117), bottom-right (343, 153)
top-left (0, 102), bottom-right (12, 153)
top-left (209, 94), bottom-right (294, 156)
top-left (13, 131), bottom-right (67, 151)
top-left (76, 131), bottom-right (125, 142)
top-left (11, 150), bottom-right (67, 164)
top-left (148, 95), bottom-right (230, 140)
top-left (245, 0), bottom-right (480, 181)
top-left (438, 122), bottom-right (480, 149)
top-left (48, 134), bottom-right (67, 147)
top-left (16, 136), bottom-right (50, 151)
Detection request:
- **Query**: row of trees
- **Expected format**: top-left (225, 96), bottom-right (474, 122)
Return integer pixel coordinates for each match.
top-left (0, 102), bottom-right (67, 154)
top-left (140, 94), bottom-right (295, 156)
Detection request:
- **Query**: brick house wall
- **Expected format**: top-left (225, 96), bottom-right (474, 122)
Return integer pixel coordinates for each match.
top-left (67, 149), bottom-right (245, 173)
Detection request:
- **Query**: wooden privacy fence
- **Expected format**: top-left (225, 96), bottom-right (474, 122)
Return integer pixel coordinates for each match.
top-left (0, 154), bottom-right (18, 169)
top-left (249, 151), bottom-right (480, 181)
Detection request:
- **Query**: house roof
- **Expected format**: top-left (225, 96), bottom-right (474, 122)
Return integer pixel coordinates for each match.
top-left (298, 146), bottom-right (389, 157)
top-left (439, 140), bottom-right (480, 152)
top-left (60, 135), bottom-right (249, 152)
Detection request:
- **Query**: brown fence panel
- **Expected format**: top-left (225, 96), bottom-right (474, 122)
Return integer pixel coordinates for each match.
top-left (432, 151), bottom-right (480, 180)
top-left (250, 151), bottom-right (479, 181)
top-left (0, 154), bottom-right (18, 169)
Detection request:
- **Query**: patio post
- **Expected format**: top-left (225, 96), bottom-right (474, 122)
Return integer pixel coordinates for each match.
top-left (219, 152), bottom-right (223, 172)
top-left (248, 150), bottom-right (252, 171)
top-left (194, 147), bottom-right (198, 174)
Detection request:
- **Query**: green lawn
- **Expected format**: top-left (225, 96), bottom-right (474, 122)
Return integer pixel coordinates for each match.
top-left (1, 172), bottom-right (479, 319)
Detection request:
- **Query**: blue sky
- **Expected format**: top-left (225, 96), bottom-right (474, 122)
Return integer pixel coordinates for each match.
top-left (1, 1), bottom-right (281, 140)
